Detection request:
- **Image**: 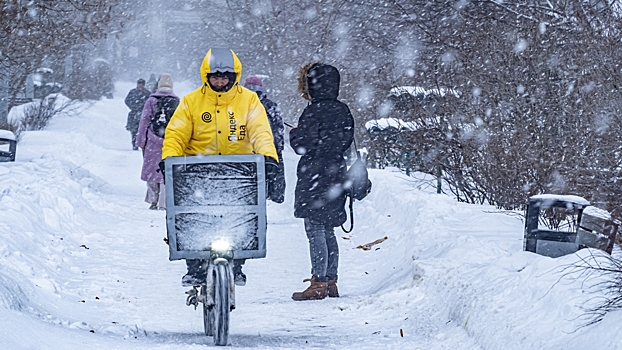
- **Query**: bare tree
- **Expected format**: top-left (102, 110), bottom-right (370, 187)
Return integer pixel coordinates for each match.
top-left (0, 0), bottom-right (130, 125)
top-left (197, 0), bottom-right (399, 134)
top-left (377, 1), bottom-right (622, 217)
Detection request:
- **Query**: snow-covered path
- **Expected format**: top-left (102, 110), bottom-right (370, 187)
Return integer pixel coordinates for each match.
top-left (1, 83), bottom-right (621, 349)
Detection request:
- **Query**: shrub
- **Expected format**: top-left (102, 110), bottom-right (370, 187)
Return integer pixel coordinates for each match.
top-left (10, 94), bottom-right (75, 137)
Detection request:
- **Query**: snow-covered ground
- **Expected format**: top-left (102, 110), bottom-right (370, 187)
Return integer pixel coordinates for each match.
top-left (0, 82), bottom-right (620, 349)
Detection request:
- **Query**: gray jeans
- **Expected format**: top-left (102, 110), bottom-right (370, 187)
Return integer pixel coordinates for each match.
top-left (304, 218), bottom-right (339, 283)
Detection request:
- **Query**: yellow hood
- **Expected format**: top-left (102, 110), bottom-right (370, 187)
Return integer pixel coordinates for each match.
top-left (200, 48), bottom-right (243, 89)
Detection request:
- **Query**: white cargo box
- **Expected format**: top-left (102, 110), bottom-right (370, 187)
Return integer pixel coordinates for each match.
top-left (164, 155), bottom-right (267, 261)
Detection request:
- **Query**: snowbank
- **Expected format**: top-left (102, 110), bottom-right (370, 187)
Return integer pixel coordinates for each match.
top-left (344, 170), bottom-right (621, 349)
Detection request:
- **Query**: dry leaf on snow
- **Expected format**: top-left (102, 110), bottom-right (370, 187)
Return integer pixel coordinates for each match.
top-left (356, 236), bottom-right (388, 251)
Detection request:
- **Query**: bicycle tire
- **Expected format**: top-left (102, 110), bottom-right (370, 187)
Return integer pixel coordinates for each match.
top-left (212, 259), bottom-right (230, 346)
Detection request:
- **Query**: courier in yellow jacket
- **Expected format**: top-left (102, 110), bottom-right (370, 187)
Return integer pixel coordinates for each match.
top-left (162, 48), bottom-right (278, 161)
top-left (163, 48), bottom-right (278, 288)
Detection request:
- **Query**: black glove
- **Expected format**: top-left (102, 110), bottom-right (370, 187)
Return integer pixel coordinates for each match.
top-left (158, 160), bottom-right (166, 183)
top-left (264, 156), bottom-right (278, 180)
top-left (264, 156), bottom-right (278, 200)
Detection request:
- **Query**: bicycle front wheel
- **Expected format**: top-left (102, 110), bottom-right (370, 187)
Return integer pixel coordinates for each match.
top-left (212, 259), bottom-right (231, 346)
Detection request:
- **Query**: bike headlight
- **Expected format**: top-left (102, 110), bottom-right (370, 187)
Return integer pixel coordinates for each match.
top-left (211, 239), bottom-right (231, 252)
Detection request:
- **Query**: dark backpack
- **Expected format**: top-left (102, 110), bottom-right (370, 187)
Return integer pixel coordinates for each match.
top-left (341, 150), bottom-right (372, 233)
top-left (151, 96), bottom-right (179, 137)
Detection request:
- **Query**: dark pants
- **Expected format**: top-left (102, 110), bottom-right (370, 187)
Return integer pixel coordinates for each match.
top-left (186, 259), bottom-right (207, 279)
top-left (186, 259), bottom-right (245, 277)
top-left (126, 111), bottom-right (140, 149)
top-left (129, 125), bottom-right (139, 149)
top-left (304, 218), bottom-right (339, 283)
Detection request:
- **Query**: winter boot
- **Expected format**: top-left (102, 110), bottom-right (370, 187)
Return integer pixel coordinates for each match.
top-left (327, 280), bottom-right (339, 298)
top-left (303, 276), bottom-right (339, 298)
top-left (291, 280), bottom-right (328, 301)
top-left (232, 261), bottom-right (247, 286)
top-left (234, 271), bottom-right (246, 286)
top-left (182, 273), bottom-right (205, 287)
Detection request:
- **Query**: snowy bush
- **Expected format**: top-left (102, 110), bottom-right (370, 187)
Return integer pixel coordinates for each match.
top-left (8, 94), bottom-right (74, 136)
top-left (561, 249), bottom-right (622, 327)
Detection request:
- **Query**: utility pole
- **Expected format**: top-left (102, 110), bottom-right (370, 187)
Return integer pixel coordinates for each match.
top-left (0, 68), bottom-right (8, 128)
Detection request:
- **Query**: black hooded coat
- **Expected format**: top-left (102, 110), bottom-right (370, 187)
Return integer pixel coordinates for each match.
top-left (290, 64), bottom-right (354, 226)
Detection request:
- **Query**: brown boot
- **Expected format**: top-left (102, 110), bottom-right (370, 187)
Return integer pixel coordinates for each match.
top-left (291, 279), bottom-right (327, 301)
top-left (327, 280), bottom-right (339, 298)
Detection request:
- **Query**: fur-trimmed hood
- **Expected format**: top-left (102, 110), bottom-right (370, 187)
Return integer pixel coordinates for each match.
top-left (297, 62), bottom-right (341, 101)
top-left (297, 62), bottom-right (320, 100)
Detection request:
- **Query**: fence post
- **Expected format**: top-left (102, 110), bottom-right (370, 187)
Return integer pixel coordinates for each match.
top-left (436, 165), bottom-right (442, 194)
top-left (0, 70), bottom-right (8, 128)
top-left (64, 53), bottom-right (73, 91)
top-left (402, 149), bottom-right (411, 176)
top-left (25, 74), bottom-right (34, 100)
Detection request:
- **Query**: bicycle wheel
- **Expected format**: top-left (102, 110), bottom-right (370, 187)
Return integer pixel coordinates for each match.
top-left (201, 285), bottom-right (215, 336)
top-left (212, 259), bottom-right (230, 346)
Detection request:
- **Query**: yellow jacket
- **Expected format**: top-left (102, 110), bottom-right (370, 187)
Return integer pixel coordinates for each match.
top-left (162, 49), bottom-right (278, 161)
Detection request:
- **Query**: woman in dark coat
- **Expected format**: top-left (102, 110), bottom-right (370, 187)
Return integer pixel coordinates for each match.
top-left (289, 63), bottom-right (354, 301)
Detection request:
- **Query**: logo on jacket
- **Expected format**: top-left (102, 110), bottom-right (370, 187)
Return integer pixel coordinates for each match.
top-left (202, 112), bottom-right (212, 123)
top-left (228, 111), bottom-right (237, 141)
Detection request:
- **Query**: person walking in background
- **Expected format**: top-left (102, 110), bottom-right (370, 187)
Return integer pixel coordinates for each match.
top-left (243, 75), bottom-right (286, 203)
top-left (161, 48), bottom-right (278, 287)
top-left (136, 73), bottom-right (179, 210)
top-left (146, 73), bottom-right (158, 94)
top-left (289, 63), bottom-right (354, 301)
top-left (124, 78), bottom-right (151, 150)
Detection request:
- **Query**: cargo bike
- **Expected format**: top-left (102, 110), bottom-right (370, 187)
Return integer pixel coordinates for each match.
top-left (163, 154), bottom-right (268, 346)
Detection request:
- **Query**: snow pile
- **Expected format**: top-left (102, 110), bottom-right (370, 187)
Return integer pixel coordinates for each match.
top-left (531, 193), bottom-right (591, 206)
top-left (0, 130), bottom-right (16, 141)
top-left (583, 205), bottom-right (612, 221)
top-left (390, 86), bottom-right (460, 98)
top-left (364, 117), bottom-right (417, 131)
